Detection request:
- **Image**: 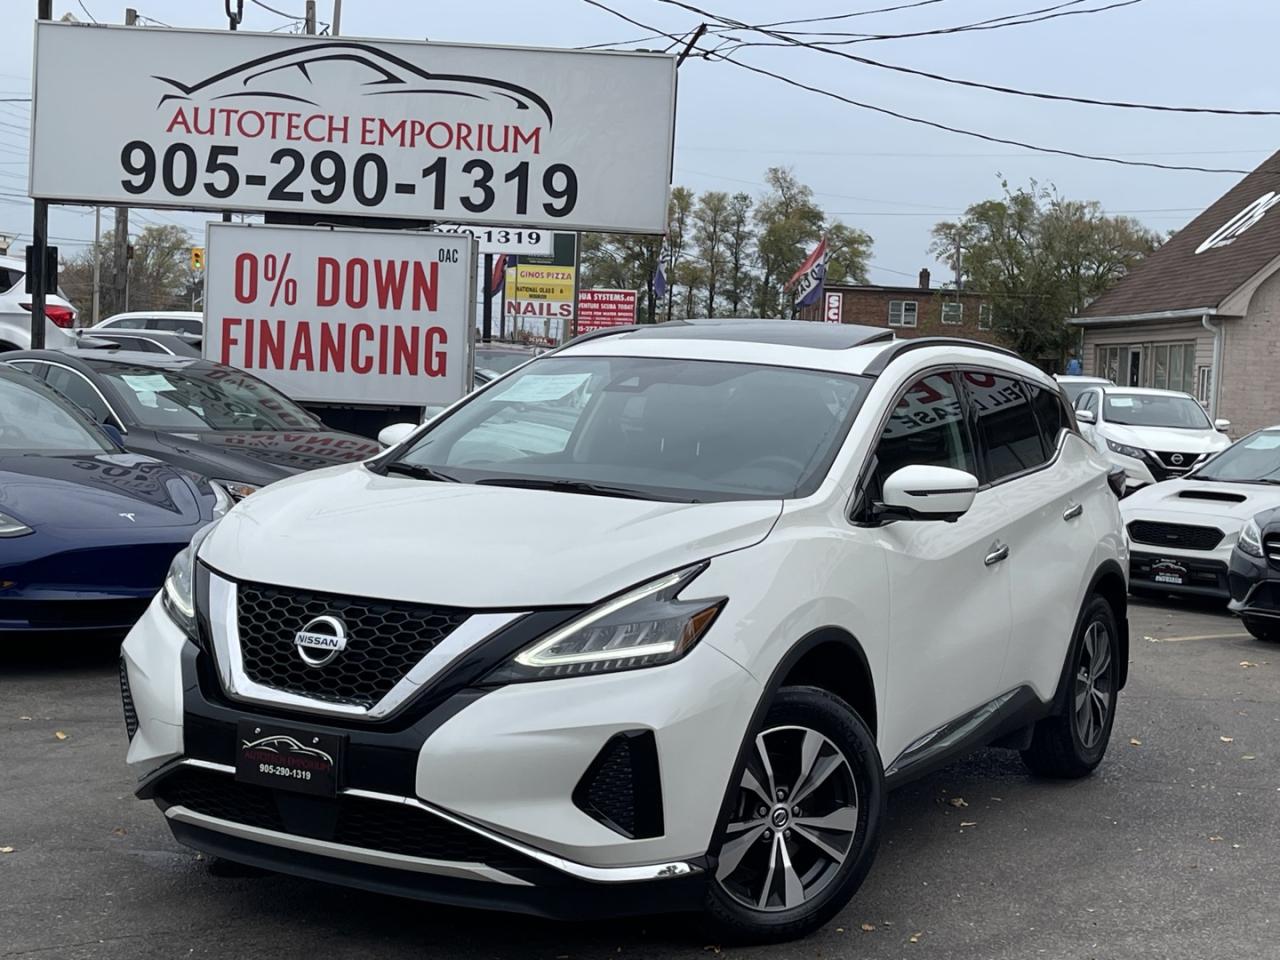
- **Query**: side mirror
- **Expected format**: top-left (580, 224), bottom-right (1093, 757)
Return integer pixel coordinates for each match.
top-left (377, 422), bottom-right (417, 448)
top-left (100, 422), bottom-right (126, 448)
top-left (876, 465), bottom-right (978, 523)
top-left (1214, 418), bottom-right (1231, 432)
top-left (1075, 409), bottom-right (1096, 424)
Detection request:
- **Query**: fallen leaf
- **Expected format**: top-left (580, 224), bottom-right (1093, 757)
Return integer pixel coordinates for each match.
top-left (960, 821), bottom-right (978, 827)
top-left (0, 846), bottom-right (13, 854)
top-left (1208, 836), bottom-right (1224, 842)
top-left (1233, 844), bottom-right (1242, 849)
top-left (1240, 661), bottom-right (1258, 669)
top-left (909, 932), bottom-right (924, 944)
top-left (1144, 635), bottom-right (1161, 643)
top-left (947, 797), bottom-right (968, 808)
top-left (835, 927), bottom-right (845, 934)
top-left (18, 716), bottom-right (31, 721)
top-left (861, 923), bottom-right (876, 933)
top-left (990, 796), bottom-right (1003, 802)
top-left (110, 827), bottom-right (127, 838)
top-left (53, 731), bottom-right (68, 741)
top-left (1129, 738), bottom-right (1142, 746)
top-left (1241, 755), bottom-right (1256, 761)
top-left (1220, 736), bottom-right (1234, 743)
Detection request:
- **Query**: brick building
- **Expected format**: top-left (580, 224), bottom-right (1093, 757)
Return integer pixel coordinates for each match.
top-left (800, 269), bottom-right (1005, 347)
top-left (1074, 149), bottom-right (1280, 436)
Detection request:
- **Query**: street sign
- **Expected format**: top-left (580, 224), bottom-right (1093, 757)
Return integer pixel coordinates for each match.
top-left (203, 223), bottom-right (475, 406)
top-left (577, 289), bottom-right (637, 332)
top-left (31, 22), bottom-right (677, 234)
top-left (432, 224), bottom-right (553, 256)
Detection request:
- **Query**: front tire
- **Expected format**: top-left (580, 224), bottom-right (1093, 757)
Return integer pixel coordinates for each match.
top-left (1021, 596), bottom-right (1119, 779)
top-left (704, 687), bottom-right (884, 944)
top-left (1242, 616), bottom-right (1280, 643)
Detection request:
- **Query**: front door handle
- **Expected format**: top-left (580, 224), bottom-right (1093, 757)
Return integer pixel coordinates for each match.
top-left (984, 543), bottom-right (1010, 566)
top-left (1063, 502), bottom-right (1083, 521)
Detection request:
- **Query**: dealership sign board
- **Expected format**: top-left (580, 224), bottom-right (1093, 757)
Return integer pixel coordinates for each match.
top-left (577, 289), bottom-right (638, 332)
top-left (203, 223), bottom-right (475, 406)
top-left (432, 224), bottom-right (554, 257)
top-left (30, 22), bottom-right (676, 233)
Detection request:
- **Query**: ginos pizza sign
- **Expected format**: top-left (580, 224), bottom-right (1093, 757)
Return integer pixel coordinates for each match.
top-left (203, 223), bottom-right (474, 406)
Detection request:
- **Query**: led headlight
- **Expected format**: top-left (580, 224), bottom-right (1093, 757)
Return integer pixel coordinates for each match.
top-left (0, 511), bottom-right (33, 538)
top-left (162, 521), bottom-right (218, 637)
top-left (488, 565), bottom-right (725, 682)
top-left (212, 480), bottom-right (261, 501)
top-left (1238, 518), bottom-right (1264, 559)
top-left (1106, 438), bottom-right (1146, 460)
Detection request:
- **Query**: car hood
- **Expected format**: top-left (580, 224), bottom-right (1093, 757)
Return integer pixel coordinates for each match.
top-left (0, 453), bottom-right (204, 531)
top-left (1101, 423), bottom-right (1230, 454)
top-left (1120, 477), bottom-right (1280, 530)
top-left (157, 429), bottom-right (381, 477)
top-left (200, 465), bottom-right (783, 607)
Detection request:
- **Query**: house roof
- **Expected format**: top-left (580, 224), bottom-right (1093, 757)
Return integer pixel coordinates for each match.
top-left (1081, 149), bottom-right (1280, 321)
top-left (826, 283), bottom-right (985, 299)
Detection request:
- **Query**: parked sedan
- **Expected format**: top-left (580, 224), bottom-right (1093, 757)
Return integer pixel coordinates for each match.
top-left (0, 365), bottom-right (225, 636)
top-left (1073, 386), bottom-right (1231, 492)
top-left (1121, 424), bottom-right (1280, 601)
top-left (4, 351), bottom-right (380, 501)
top-left (1229, 502), bottom-right (1280, 642)
top-left (74, 329), bottom-right (202, 357)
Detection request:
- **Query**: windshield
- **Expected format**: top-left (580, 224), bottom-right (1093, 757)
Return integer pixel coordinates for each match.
top-left (1194, 430), bottom-right (1280, 483)
top-left (95, 363), bottom-right (321, 432)
top-left (389, 356), bottom-right (871, 502)
top-left (0, 372), bottom-right (113, 455)
top-left (1059, 381), bottom-right (1104, 404)
top-left (475, 347), bottom-right (537, 374)
top-left (1103, 393), bottom-right (1211, 429)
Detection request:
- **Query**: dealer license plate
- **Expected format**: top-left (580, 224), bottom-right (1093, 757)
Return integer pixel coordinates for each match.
top-left (235, 720), bottom-right (343, 797)
top-left (1152, 559), bottom-right (1187, 586)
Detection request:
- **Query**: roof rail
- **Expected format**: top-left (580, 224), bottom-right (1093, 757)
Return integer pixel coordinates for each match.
top-left (862, 336), bottom-right (1024, 375)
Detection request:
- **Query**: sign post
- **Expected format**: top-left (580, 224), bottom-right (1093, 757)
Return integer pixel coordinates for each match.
top-left (203, 223), bottom-right (476, 407)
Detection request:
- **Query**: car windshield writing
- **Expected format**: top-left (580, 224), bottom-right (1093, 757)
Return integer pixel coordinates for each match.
top-left (97, 364), bottom-right (320, 431)
top-left (0, 374), bottom-right (111, 454)
top-left (393, 356), bottom-right (871, 502)
top-left (1104, 394), bottom-right (1210, 429)
top-left (1195, 431), bottom-right (1280, 483)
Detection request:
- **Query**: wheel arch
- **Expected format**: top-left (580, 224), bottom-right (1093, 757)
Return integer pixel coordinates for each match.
top-left (1088, 560), bottom-right (1130, 691)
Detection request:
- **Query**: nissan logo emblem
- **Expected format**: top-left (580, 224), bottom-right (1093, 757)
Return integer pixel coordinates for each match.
top-left (293, 615), bottom-right (348, 668)
top-left (1170, 453), bottom-right (1184, 465)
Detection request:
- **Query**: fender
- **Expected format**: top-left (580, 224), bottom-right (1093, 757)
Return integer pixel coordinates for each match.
top-left (1049, 560), bottom-right (1130, 718)
top-left (705, 626), bottom-right (875, 861)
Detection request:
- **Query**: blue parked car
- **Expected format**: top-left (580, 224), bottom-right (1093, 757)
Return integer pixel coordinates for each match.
top-left (0, 365), bottom-right (225, 636)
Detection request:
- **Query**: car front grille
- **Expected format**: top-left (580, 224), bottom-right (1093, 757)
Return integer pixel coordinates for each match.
top-left (236, 582), bottom-right (470, 709)
top-left (1266, 535), bottom-right (1280, 566)
top-left (1149, 450), bottom-right (1205, 471)
top-left (1128, 520), bottom-right (1224, 551)
top-left (155, 766), bottom-right (528, 868)
top-left (120, 658), bottom-right (139, 741)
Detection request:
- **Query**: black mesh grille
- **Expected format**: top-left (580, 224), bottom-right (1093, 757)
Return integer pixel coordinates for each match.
top-left (155, 767), bottom-right (528, 868)
top-left (1128, 520), bottom-right (1224, 551)
top-left (120, 659), bottom-right (139, 741)
top-left (236, 582), bottom-right (469, 708)
top-left (573, 731), bottom-right (663, 839)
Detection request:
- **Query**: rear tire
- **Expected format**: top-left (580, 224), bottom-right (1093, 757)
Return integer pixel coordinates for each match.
top-left (1021, 596), bottom-right (1119, 779)
top-left (703, 687), bottom-right (884, 944)
top-left (1242, 616), bottom-right (1280, 643)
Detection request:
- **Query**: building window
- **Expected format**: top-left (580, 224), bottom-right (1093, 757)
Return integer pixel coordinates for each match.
top-left (888, 300), bottom-right (918, 327)
top-left (1096, 345), bottom-right (1125, 384)
top-left (977, 303), bottom-right (993, 331)
top-left (1196, 365), bottom-right (1212, 404)
top-left (1149, 341), bottom-right (1197, 393)
top-left (941, 302), bottom-right (963, 325)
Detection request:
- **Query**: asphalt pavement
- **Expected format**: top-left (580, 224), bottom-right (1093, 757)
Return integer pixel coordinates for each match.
top-left (2, 597), bottom-right (1277, 960)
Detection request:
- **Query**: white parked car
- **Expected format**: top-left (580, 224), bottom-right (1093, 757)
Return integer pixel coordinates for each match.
top-left (95, 310), bottom-right (203, 340)
top-left (1122, 424), bottom-right (1280, 601)
top-left (0, 254), bottom-right (79, 351)
top-left (1072, 385), bottom-right (1231, 492)
top-left (121, 321), bottom-right (1129, 941)
top-left (1053, 374), bottom-right (1112, 406)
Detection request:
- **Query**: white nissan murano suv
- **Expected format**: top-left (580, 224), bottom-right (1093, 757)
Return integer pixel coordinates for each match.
top-left (121, 320), bottom-right (1129, 942)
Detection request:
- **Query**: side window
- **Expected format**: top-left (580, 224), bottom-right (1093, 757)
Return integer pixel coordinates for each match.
top-left (153, 317), bottom-right (200, 334)
top-left (44, 367), bottom-right (111, 424)
top-left (1080, 389), bottom-right (1099, 416)
top-left (1027, 382), bottom-right (1069, 453)
top-left (6, 360), bottom-right (47, 381)
top-left (870, 372), bottom-right (977, 496)
top-left (963, 371), bottom-right (1048, 482)
top-left (0, 267), bottom-right (22, 292)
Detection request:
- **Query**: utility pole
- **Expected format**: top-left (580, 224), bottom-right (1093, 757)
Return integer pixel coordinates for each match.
top-left (91, 206), bottom-right (101, 324)
top-left (29, 0), bottom-right (53, 348)
top-left (223, 1), bottom-right (242, 225)
top-left (304, 0), bottom-right (316, 33)
top-left (331, 0), bottom-right (342, 35)
top-left (110, 7), bottom-right (138, 320)
top-left (481, 253), bottom-right (493, 342)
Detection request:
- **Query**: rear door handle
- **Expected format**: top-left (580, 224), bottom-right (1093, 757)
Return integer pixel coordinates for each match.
top-left (1063, 503), bottom-right (1083, 521)
top-left (984, 543), bottom-right (1010, 566)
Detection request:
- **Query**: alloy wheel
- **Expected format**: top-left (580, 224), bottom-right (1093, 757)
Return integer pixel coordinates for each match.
top-left (715, 725), bottom-right (860, 912)
top-left (1074, 620), bottom-right (1114, 750)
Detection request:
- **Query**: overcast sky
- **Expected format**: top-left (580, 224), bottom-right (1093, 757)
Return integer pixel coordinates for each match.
top-left (2, 0), bottom-right (1277, 289)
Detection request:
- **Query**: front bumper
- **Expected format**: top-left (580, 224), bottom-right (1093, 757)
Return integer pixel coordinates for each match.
top-left (1228, 547), bottom-right (1280, 621)
top-left (120, 595), bottom-right (760, 915)
top-left (1129, 551), bottom-right (1231, 599)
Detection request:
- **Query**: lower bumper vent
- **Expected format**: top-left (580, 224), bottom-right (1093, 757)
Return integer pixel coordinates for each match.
top-left (573, 730), bottom-right (664, 840)
top-left (120, 658), bottom-right (139, 741)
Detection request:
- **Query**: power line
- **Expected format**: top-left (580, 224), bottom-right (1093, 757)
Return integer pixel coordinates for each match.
top-left (656, 0), bottom-right (1280, 116)
top-left (578, 2), bottom-right (1253, 175)
top-left (248, 0), bottom-right (305, 20)
top-left (76, 1), bottom-right (100, 23)
top-left (755, 0), bottom-right (955, 29)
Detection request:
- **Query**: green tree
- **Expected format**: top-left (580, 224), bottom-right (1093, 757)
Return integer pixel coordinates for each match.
top-left (664, 186), bottom-right (696, 321)
top-left (825, 221), bottom-right (873, 286)
top-left (753, 167), bottom-right (824, 318)
top-left (60, 223), bottom-right (197, 321)
top-left (723, 191), bottom-right (755, 316)
top-left (692, 191), bottom-right (731, 316)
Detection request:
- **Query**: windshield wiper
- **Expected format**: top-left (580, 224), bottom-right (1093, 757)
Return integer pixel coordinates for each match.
top-left (381, 461), bottom-right (460, 483)
top-left (473, 476), bottom-right (685, 501)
